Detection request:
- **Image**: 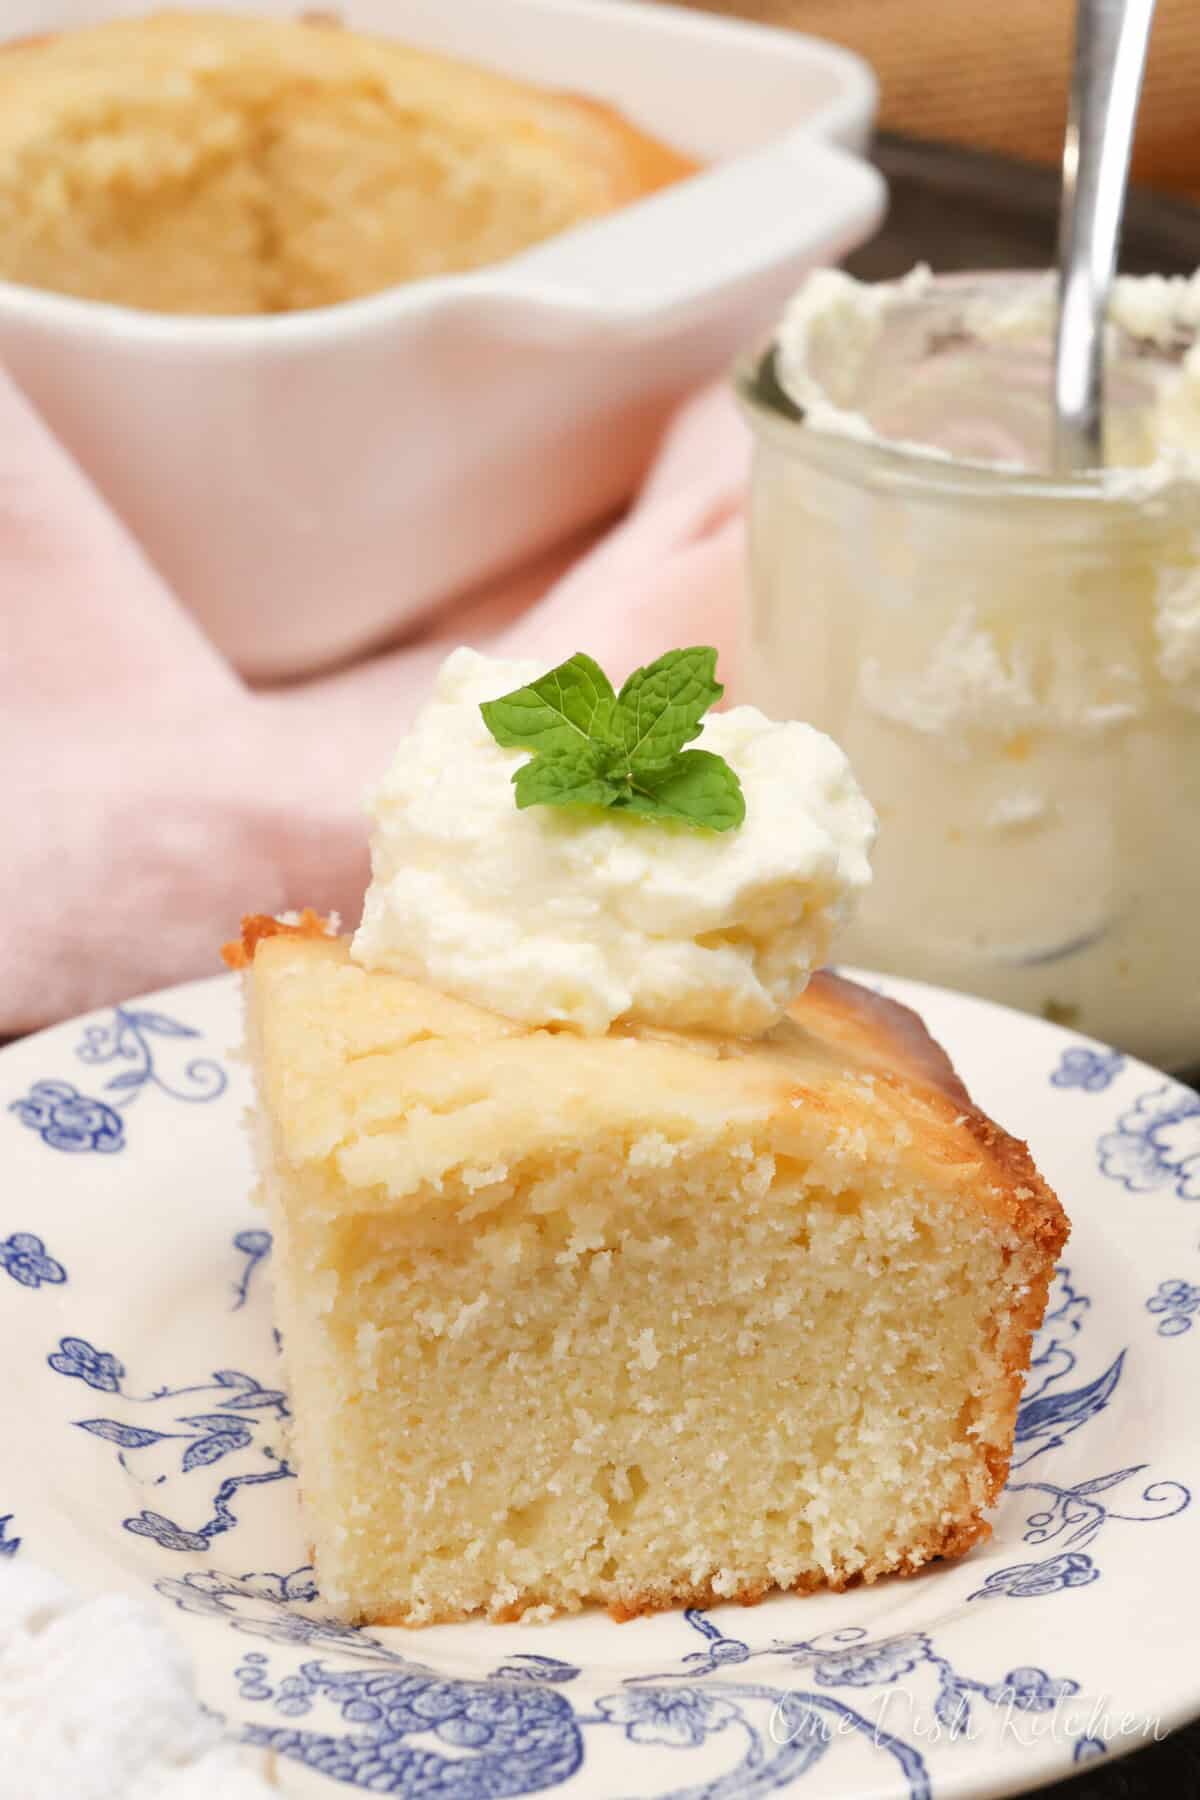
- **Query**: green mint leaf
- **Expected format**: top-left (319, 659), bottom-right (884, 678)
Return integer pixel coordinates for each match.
top-left (615, 646), bottom-right (722, 767)
top-left (480, 647), bottom-right (745, 833)
top-left (512, 746), bottom-right (621, 813)
top-left (625, 749), bottom-right (746, 832)
top-left (480, 653), bottom-right (617, 755)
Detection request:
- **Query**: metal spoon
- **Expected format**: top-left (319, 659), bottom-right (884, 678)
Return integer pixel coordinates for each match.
top-left (1053, 0), bottom-right (1156, 471)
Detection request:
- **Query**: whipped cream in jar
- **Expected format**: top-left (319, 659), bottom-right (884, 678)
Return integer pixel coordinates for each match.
top-left (738, 268), bottom-right (1200, 1071)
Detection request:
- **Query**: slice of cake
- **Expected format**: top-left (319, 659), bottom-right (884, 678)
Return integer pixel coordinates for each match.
top-left (229, 918), bottom-right (1065, 1626)
top-left (227, 646), bottom-right (1067, 1626)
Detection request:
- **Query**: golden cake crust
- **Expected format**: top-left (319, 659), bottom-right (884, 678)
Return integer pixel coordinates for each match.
top-left (226, 912), bottom-right (1067, 1261)
top-left (791, 970), bottom-right (1066, 1258)
top-left (369, 1510), bottom-right (993, 1628)
top-left (221, 908), bottom-right (331, 969)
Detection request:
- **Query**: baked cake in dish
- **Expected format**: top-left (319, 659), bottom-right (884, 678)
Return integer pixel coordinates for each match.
top-left (0, 10), bottom-right (696, 315)
top-left (227, 913), bottom-right (1067, 1627)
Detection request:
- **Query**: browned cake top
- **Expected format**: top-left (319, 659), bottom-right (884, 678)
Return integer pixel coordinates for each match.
top-left (227, 912), bottom-right (1068, 1260)
top-left (796, 969), bottom-right (1066, 1256)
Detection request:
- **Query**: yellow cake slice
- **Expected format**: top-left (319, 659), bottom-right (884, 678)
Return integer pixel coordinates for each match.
top-left (227, 913), bottom-right (1067, 1627)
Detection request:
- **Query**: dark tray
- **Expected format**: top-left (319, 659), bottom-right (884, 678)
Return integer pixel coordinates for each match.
top-left (848, 131), bottom-right (1200, 281)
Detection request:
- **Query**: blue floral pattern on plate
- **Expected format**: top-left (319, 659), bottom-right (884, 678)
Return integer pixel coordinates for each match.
top-left (9, 1001), bottom-right (228, 1155)
top-left (967, 1552), bottom-right (1100, 1600)
top-left (9, 1080), bottom-right (125, 1153)
top-left (147, 1578), bottom-right (1110, 1796)
top-left (0, 1232), bottom-right (66, 1289)
top-left (76, 1007), bottom-right (227, 1106)
top-left (1050, 1047), bottom-right (1125, 1092)
top-left (1097, 1084), bottom-right (1200, 1198)
top-left (48, 1336), bottom-right (125, 1392)
top-left (231, 1230), bottom-right (272, 1311)
top-left (46, 1333), bottom-right (292, 1554)
top-left (1145, 1277), bottom-right (1200, 1337)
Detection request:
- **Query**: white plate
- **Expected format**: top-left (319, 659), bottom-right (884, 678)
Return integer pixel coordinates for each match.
top-left (2, 970), bottom-right (1198, 1798)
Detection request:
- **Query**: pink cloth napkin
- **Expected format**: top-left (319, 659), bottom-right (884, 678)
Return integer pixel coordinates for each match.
top-left (1, 368), bottom-right (750, 1033)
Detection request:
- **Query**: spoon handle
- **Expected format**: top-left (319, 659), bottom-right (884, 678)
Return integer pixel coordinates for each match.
top-left (1054, 0), bottom-right (1156, 472)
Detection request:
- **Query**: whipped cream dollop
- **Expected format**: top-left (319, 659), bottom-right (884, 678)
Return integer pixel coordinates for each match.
top-left (352, 648), bottom-right (876, 1036)
top-left (772, 266), bottom-right (1200, 491)
top-left (0, 1559), bottom-right (277, 1799)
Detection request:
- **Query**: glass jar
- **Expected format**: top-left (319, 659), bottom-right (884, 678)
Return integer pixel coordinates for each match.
top-left (737, 272), bottom-right (1200, 1071)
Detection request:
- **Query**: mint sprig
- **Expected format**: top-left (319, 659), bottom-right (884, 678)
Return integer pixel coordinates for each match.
top-left (480, 648), bottom-right (745, 832)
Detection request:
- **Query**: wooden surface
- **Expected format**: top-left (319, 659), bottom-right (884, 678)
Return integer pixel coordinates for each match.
top-left (664, 0), bottom-right (1200, 201)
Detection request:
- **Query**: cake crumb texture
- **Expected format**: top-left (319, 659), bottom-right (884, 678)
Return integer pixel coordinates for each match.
top-left (242, 933), bottom-right (1068, 1626)
top-left (0, 9), bottom-right (695, 314)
